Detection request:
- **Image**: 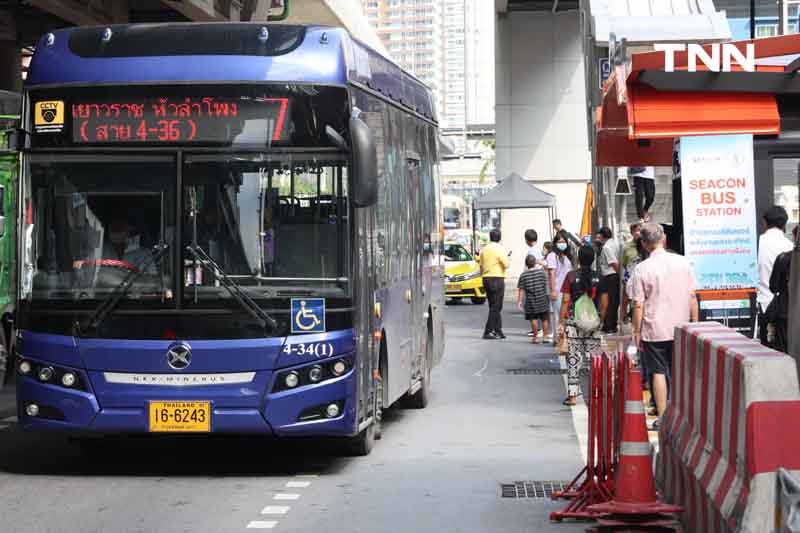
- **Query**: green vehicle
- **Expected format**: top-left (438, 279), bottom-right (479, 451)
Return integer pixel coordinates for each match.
top-left (0, 90), bottom-right (19, 390)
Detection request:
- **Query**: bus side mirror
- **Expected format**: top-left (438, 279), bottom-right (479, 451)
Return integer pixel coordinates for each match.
top-left (350, 115), bottom-right (378, 208)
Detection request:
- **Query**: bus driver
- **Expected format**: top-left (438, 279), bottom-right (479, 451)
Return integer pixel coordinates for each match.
top-left (101, 213), bottom-right (156, 273)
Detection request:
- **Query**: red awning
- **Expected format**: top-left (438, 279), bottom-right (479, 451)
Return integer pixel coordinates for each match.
top-left (595, 35), bottom-right (796, 167)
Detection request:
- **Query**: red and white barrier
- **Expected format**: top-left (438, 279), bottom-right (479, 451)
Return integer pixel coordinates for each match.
top-left (656, 322), bottom-right (800, 533)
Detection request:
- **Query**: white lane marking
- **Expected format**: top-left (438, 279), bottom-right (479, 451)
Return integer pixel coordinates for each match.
top-left (1, 416), bottom-right (17, 423)
top-left (472, 358), bottom-right (489, 377)
top-left (273, 493), bottom-right (300, 501)
top-left (246, 521), bottom-right (278, 529)
top-left (261, 506), bottom-right (290, 515)
top-left (0, 425), bottom-right (7, 430)
top-left (286, 481), bottom-right (311, 488)
top-left (295, 474), bottom-right (319, 478)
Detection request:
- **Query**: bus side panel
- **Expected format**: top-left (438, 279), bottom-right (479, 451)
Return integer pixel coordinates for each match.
top-left (352, 87), bottom-right (411, 409)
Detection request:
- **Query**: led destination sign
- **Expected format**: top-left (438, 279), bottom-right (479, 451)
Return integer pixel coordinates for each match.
top-left (69, 96), bottom-right (289, 144)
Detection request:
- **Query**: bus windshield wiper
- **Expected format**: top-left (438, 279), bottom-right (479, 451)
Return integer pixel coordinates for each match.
top-left (186, 244), bottom-right (278, 331)
top-left (75, 245), bottom-right (170, 337)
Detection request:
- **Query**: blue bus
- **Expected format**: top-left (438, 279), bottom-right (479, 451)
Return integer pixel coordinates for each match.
top-left (16, 23), bottom-right (444, 455)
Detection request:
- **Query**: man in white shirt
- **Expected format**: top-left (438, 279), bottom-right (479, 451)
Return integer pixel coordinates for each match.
top-left (757, 206), bottom-right (793, 341)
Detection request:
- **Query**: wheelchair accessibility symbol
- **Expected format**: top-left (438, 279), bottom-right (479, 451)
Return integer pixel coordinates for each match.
top-left (291, 298), bottom-right (325, 334)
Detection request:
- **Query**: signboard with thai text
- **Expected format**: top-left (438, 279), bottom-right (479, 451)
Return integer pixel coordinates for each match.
top-left (680, 134), bottom-right (758, 290)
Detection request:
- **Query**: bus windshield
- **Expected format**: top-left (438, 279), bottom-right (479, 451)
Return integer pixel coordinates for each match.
top-left (183, 154), bottom-right (349, 300)
top-left (24, 156), bottom-right (175, 304)
top-left (22, 153), bottom-right (350, 306)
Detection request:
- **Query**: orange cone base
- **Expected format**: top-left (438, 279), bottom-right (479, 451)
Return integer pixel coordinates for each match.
top-left (586, 500), bottom-right (683, 516)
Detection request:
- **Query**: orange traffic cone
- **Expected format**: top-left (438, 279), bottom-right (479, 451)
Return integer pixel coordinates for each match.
top-left (587, 362), bottom-right (682, 519)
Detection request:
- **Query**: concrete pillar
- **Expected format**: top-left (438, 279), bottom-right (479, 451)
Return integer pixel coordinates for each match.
top-left (0, 44), bottom-right (21, 93)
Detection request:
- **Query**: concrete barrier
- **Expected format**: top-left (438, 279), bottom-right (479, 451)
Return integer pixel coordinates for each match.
top-left (656, 321), bottom-right (800, 533)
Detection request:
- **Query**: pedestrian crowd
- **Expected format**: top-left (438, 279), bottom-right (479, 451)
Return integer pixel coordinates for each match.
top-left (476, 205), bottom-right (797, 427)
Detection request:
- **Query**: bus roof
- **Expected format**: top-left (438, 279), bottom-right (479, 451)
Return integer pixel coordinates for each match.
top-left (25, 23), bottom-right (437, 123)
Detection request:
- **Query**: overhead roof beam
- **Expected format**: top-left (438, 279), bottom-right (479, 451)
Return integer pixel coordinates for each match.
top-left (30, 0), bottom-right (128, 25)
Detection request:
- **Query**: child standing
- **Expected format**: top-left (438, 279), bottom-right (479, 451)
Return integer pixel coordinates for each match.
top-left (518, 255), bottom-right (550, 344)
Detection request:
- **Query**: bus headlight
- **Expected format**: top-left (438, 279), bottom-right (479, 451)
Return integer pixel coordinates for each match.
top-left (308, 365), bottom-right (323, 383)
top-left (284, 371), bottom-right (299, 389)
top-left (325, 403), bottom-right (340, 418)
top-left (332, 360), bottom-right (347, 376)
top-left (18, 360), bottom-right (32, 376)
top-left (61, 372), bottom-right (77, 387)
top-left (37, 366), bottom-right (54, 382)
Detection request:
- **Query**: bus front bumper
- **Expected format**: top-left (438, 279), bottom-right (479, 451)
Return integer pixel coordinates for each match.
top-left (15, 357), bottom-right (359, 437)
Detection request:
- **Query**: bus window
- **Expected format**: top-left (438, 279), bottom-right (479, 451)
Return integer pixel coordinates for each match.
top-left (182, 154), bottom-right (350, 299)
top-left (23, 157), bottom-right (175, 302)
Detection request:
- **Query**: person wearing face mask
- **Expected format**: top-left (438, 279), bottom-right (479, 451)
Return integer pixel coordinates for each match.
top-left (546, 231), bottom-right (574, 346)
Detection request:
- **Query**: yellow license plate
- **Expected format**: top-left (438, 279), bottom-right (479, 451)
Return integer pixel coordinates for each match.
top-left (447, 284), bottom-right (462, 292)
top-left (149, 401), bottom-right (210, 432)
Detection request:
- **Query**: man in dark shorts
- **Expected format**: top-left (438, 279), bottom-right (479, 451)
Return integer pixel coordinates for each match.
top-left (631, 223), bottom-right (698, 428)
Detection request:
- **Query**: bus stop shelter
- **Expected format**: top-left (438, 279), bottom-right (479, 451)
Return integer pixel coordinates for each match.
top-left (594, 33), bottom-right (800, 356)
top-left (471, 172), bottom-right (556, 252)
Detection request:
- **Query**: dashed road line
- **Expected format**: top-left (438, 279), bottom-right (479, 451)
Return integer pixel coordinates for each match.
top-left (273, 493), bottom-right (300, 501)
top-left (261, 506), bottom-right (290, 516)
top-left (0, 424), bottom-right (7, 430)
top-left (245, 473), bottom-right (316, 529)
top-left (246, 521), bottom-right (278, 529)
top-left (1, 416), bottom-right (17, 423)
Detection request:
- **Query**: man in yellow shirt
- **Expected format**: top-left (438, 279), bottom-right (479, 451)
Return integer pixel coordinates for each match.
top-left (479, 229), bottom-right (510, 339)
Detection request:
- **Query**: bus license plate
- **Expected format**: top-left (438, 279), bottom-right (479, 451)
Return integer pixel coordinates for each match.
top-left (447, 284), bottom-right (462, 292)
top-left (149, 401), bottom-right (210, 432)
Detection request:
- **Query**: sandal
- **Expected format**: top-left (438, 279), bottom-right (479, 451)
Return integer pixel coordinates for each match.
top-left (543, 336), bottom-right (552, 344)
top-left (562, 395), bottom-right (578, 406)
top-left (532, 337), bottom-right (540, 344)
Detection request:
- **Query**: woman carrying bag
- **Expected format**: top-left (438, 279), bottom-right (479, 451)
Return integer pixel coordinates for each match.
top-left (558, 245), bottom-right (604, 406)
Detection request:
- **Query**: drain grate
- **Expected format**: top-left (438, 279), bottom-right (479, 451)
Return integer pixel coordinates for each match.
top-left (506, 368), bottom-right (590, 376)
top-left (500, 480), bottom-right (570, 498)
top-left (506, 368), bottom-right (566, 375)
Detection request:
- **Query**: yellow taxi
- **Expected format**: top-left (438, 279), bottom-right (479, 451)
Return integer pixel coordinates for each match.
top-left (444, 242), bottom-right (486, 304)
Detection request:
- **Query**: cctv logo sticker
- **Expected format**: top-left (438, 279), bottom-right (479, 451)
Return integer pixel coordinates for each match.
top-left (34, 101), bottom-right (65, 133)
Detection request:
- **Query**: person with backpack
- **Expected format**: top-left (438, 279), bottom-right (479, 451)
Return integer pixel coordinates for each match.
top-left (558, 244), bottom-right (603, 406)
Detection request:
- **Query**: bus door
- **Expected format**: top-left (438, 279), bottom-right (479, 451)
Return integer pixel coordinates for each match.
top-left (406, 154), bottom-right (426, 383)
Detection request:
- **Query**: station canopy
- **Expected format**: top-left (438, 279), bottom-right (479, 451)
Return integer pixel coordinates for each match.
top-left (473, 173), bottom-right (555, 210)
top-left (595, 34), bottom-right (800, 166)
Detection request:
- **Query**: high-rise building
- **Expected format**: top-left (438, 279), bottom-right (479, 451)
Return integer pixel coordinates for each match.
top-left (361, 0), bottom-right (444, 114)
top-left (442, 0), bottom-right (494, 129)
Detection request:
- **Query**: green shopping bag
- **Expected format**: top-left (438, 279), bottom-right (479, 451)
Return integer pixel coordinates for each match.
top-left (574, 293), bottom-right (600, 334)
